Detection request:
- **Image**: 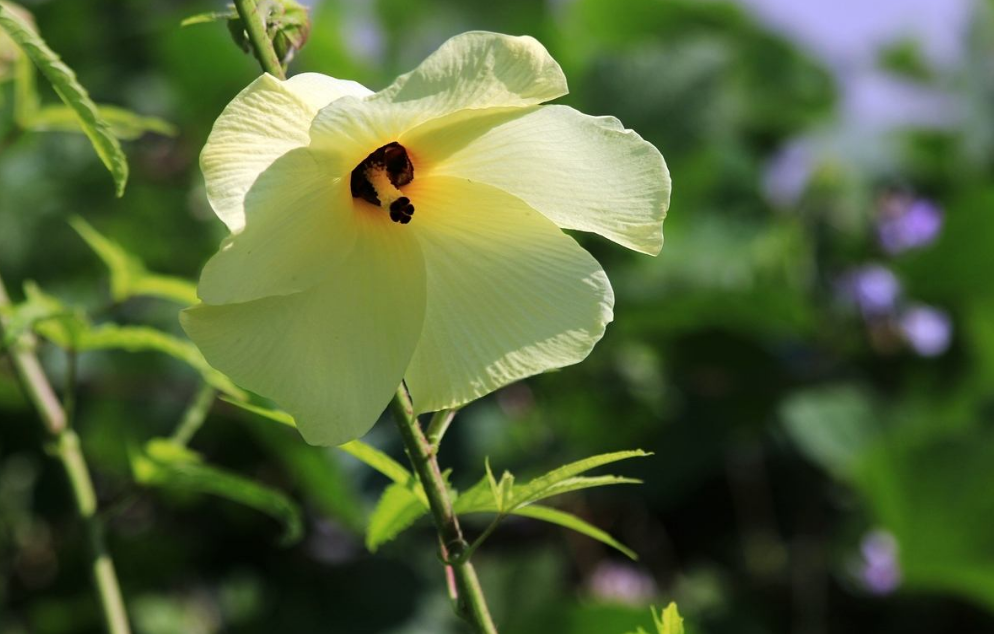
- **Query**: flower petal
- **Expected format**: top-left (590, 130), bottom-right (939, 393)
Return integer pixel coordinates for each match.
top-left (405, 105), bottom-right (671, 255)
top-left (381, 31), bottom-right (567, 117)
top-left (308, 31), bottom-right (567, 154)
top-left (196, 148), bottom-right (357, 305)
top-left (182, 211), bottom-right (427, 446)
top-left (202, 73), bottom-right (371, 232)
top-left (402, 176), bottom-right (614, 414)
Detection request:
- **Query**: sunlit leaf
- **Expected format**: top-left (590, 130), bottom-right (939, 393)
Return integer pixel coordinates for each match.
top-left (29, 104), bottom-right (177, 140)
top-left (512, 450), bottom-right (650, 505)
top-left (132, 438), bottom-right (302, 545)
top-left (366, 481), bottom-right (428, 552)
top-left (70, 216), bottom-right (198, 305)
top-left (654, 603), bottom-right (684, 634)
top-left (0, 3), bottom-right (128, 195)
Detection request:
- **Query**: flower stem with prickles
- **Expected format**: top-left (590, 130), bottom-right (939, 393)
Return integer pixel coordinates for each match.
top-left (233, 0), bottom-right (285, 79)
top-left (391, 386), bottom-right (499, 634)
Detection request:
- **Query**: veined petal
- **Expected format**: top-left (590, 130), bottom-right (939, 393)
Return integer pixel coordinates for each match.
top-left (309, 31), bottom-right (567, 156)
top-left (181, 211), bottom-right (427, 446)
top-left (202, 73), bottom-right (371, 232)
top-left (405, 105), bottom-right (671, 255)
top-left (403, 176), bottom-right (614, 414)
top-left (196, 148), bottom-right (357, 305)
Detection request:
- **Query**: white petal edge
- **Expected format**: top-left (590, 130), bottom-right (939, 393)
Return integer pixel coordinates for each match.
top-left (404, 104), bottom-right (671, 255)
top-left (403, 176), bottom-right (614, 414)
top-left (182, 208), bottom-right (427, 446)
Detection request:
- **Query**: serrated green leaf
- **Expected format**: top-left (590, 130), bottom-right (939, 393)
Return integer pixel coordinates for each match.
top-left (653, 603), bottom-right (684, 634)
top-left (70, 217), bottom-right (198, 305)
top-left (132, 438), bottom-right (302, 545)
top-left (0, 4), bottom-right (128, 195)
top-left (513, 450), bottom-right (651, 506)
top-left (220, 398), bottom-right (416, 486)
top-left (509, 505), bottom-right (638, 560)
top-left (28, 104), bottom-right (177, 140)
top-left (181, 9), bottom-right (238, 27)
top-left (366, 482), bottom-right (428, 552)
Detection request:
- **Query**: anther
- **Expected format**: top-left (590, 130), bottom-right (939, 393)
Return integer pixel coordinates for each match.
top-left (350, 142), bottom-right (416, 224)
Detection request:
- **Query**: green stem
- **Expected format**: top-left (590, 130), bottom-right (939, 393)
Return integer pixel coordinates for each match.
top-left (233, 0), bottom-right (285, 79)
top-left (390, 387), bottom-right (498, 634)
top-left (0, 275), bottom-right (131, 634)
top-left (426, 408), bottom-right (457, 451)
top-left (170, 383), bottom-right (216, 446)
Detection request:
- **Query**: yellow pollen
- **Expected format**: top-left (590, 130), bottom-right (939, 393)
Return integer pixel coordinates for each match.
top-left (366, 166), bottom-right (404, 208)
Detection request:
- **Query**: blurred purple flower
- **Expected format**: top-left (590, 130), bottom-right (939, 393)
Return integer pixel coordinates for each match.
top-left (587, 561), bottom-right (657, 605)
top-left (899, 304), bottom-right (952, 357)
top-left (859, 530), bottom-right (901, 595)
top-left (839, 265), bottom-right (901, 315)
top-left (877, 197), bottom-right (943, 254)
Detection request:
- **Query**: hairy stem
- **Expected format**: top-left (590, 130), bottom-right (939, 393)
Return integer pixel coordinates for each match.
top-left (391, 387), bottom-right (498, 634)
top-left (0, 275), bottom-right (131, 634)
top-left (233, 0), bottom-right (286, 79)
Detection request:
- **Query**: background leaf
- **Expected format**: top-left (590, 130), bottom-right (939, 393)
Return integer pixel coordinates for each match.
top-left (132, 439), bottom-right (303, 545)
top-left (0, 3), bottom-right (128, 195)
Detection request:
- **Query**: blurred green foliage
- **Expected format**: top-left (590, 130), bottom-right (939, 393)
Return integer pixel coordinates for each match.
top-left (3, 0), bottom-right (994, 633)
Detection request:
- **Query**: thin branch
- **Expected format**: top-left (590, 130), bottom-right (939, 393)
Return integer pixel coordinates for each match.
top-left (0, 274), bottom-right (131, 634)
top-left (391, 386), bottom-right (498, 634)
top-left (170, 383), bottom-right (216, 446)
top-left (426, 408), bottom-right (458, 451)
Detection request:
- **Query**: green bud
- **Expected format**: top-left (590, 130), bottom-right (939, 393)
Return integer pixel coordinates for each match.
top-left (264, 0), bottom-right (310, 65)
top-left (223, 0), bottom-right (309, 68)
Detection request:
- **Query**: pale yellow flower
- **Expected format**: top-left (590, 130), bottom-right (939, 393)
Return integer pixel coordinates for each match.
top-left (182, 32), bottom-right (670, 445)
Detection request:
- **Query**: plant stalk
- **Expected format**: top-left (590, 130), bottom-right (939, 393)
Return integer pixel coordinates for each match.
top-left (233, 0), bottom-right (286, 79)
top-left (391, 387), bottom-right (498, 634)
top-left (0, 275), bottom-right (132, 634)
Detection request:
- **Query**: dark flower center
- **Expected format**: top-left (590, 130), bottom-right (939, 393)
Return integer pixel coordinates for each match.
top-left (350, 142), bottom-right (415, 224)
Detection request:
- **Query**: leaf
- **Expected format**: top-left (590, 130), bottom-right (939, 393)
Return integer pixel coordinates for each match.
top-left (40, 321), bottom-right (243, 399)
top-left (780, 385), bottom-right (878, 480)
top-left (181, 9), bottom-right (238, 27)
top-left (653, 603), bottom-right (684, 634)
top-left (484, 458), bottom-right (514, 513)
top-left (28, 104), bottom-right (177, 140)
top-left (512, 450), bottom-right (651, 506)
top-left (132, 438), bottom-right (302, 545)
top-left (0, 4), bottom-right (128, 196)
top-left (0, 281), bottom-right (85, 347)
top-left (70, 217), bottom-right (198, 305)
top-left (509, 505), bottom-right (638, 560)
top-left (365, 482), bottom-right (428, 552)
top-left (338, 440), bottom-right (414, 486)
top-left (5, 282), bottom-right (243, 399)
top-left (220, 398), bottom-right (416, 486)
top-left (453, 474), bottom-right (641, 514)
